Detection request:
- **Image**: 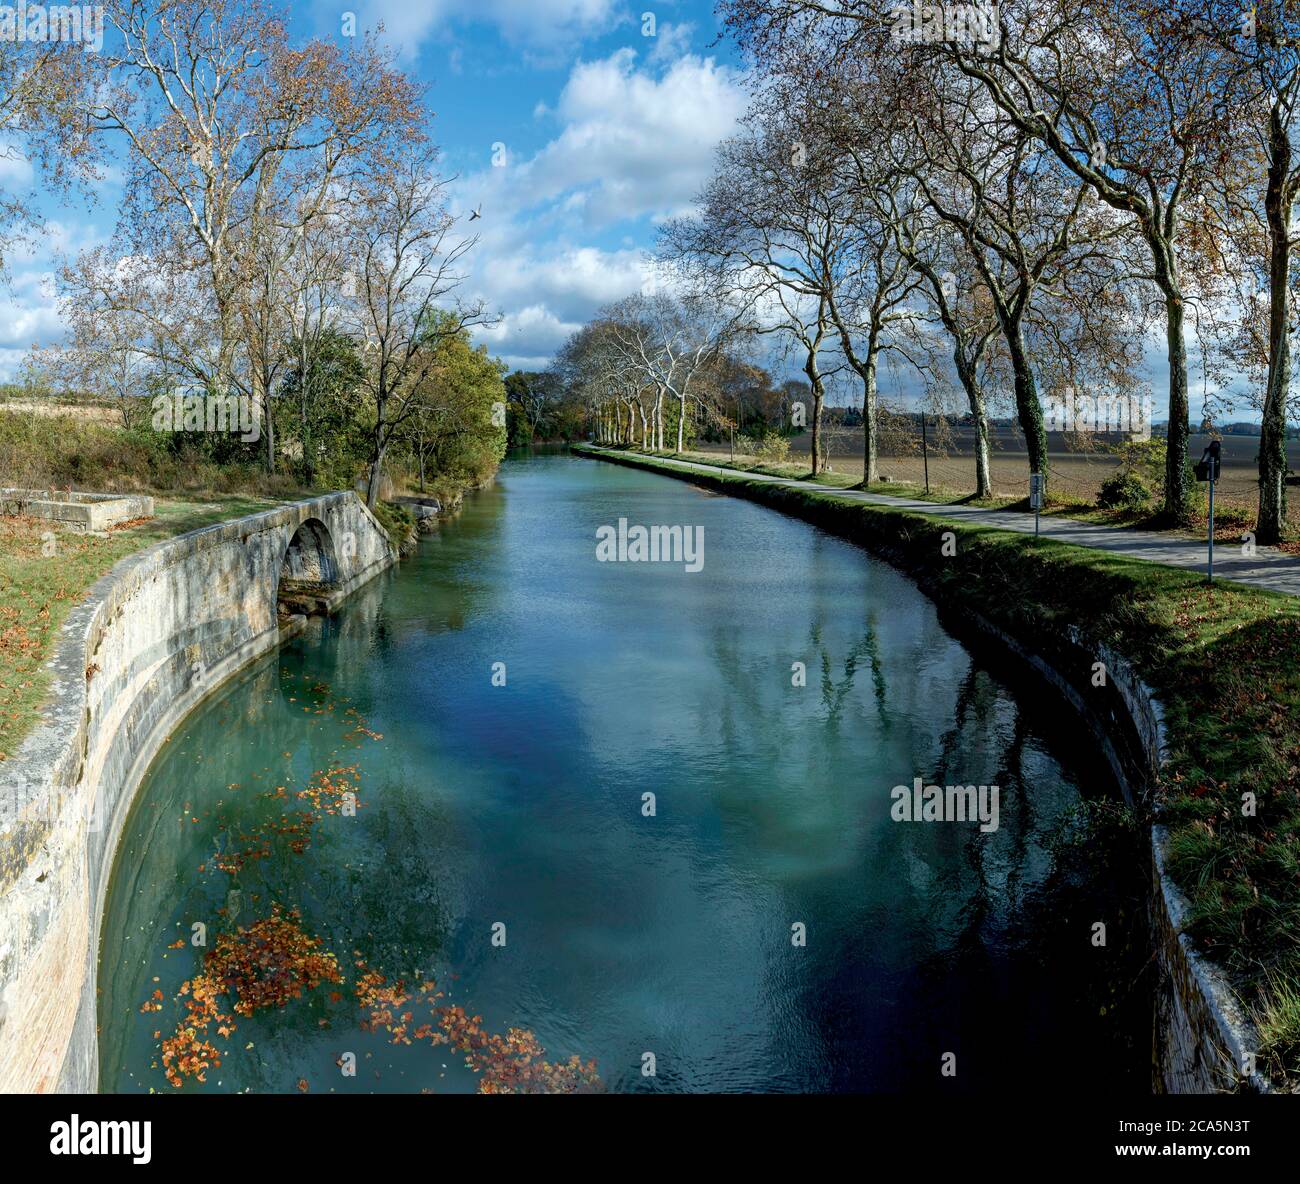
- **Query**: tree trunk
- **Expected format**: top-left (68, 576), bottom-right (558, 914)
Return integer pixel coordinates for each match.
top-left (1164, 292), bottom-right (1192, 523)
top-left (1005, 320), bottom-right (1047, 492)
top-left (1149, 236), bottom-right (1192, 523)
top-left (859, 342), bottom-right (879, 486)
top-left (366, 449), bottom-right (383, 511)
top-left (972, 398), bottom-right (992, 499)
top-left (804, 352), bottom-right (824, 477)
top-left (953, 345), bottom-right (992, 499)
top-left (1259, 105), bottom-right (1292, 545)
top-left (676, 393), bottom-right (686, 453)
top-left (264, 380), bottom-right (276, 476)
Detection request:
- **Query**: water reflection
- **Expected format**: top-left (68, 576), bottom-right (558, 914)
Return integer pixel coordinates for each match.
top-left (100, 451), bottom-right (1148, 1094)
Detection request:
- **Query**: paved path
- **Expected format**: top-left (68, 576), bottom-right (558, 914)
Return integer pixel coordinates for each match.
top-left (594, 449), bottom-right (1300, 597)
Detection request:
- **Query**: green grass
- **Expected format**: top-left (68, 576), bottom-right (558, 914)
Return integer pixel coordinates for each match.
top-left (370, 500), bottom-right (416, 546)
top-left (580, 443), bottom-right (1300, 1083)
top-left (0, 495), bottom-right (284, 762)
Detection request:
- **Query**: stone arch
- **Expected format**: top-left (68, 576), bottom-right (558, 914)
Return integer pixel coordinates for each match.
top-left (277, 518), bottom-right (340, 615)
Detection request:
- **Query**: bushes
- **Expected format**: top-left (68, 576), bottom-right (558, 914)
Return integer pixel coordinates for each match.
top-left (739, 430), bottom-right (791, 464)
top-left (370, 500), bottom-right (415, 545)
top-left (1102, 438), bottom-right (1208, 518)
top-left (0, 410), bottom-right (302, 497)
top-left (1098, 469), bottom-right (1153, 512)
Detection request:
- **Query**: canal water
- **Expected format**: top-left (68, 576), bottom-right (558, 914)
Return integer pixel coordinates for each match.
top-left (99, 450), bottom-right (1149, 1093)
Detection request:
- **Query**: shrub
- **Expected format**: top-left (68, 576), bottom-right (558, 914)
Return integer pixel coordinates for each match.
top-left (371, 500), bottom-right (415, 545)
top-left (1097, 470), bottom-right (1152, 512)
top-left (738, 430), bottom-right (790, 464)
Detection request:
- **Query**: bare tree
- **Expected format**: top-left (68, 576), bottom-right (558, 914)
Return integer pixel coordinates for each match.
top-left (722, 0), bottom-right (1245, 520)
top-left (604, 290), bottom-right (738, 454)
top-left (660, 125), bottom-right (851, 472)
top-left (345, 150), bottom-right (492, 509)
top-left (0, 27), bottom-right (98, 274)
top-left (92, 0), bottom-right (423, 435)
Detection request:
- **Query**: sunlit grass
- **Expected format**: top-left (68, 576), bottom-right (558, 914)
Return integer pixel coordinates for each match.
top-left (0, 495), bottom-right (282, 761)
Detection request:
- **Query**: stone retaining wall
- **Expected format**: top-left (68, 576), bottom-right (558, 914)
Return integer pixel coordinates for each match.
top-left (1, 489), bottom-right (155, 533)
top-left (0, 492), bottom-right (395, 1092)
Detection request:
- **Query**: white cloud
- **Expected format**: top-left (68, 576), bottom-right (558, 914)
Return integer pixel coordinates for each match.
top-left (0, 220), bottom-right (108, 373)
top-left (458, 48), bottom-right (746, 366)
top-left (338, 0), bottom-right (621, 60)
top-left (646, 20), bottom-right (695, 65)
top-left (0, 281), bottom-right (63, 350)
top-left (517, 49), bottom-right (744, 226)
top-left (0, 146), bottom-right (33, 187)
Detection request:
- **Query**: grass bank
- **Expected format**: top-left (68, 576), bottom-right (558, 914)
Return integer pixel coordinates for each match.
top-left (578, 444), bottom-right (1300, 1083)
top-left (0, 497), bottom-right (290, 763)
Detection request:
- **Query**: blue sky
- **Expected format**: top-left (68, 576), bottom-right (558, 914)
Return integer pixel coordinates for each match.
top-left (0, 1), bottom-right (750, 381)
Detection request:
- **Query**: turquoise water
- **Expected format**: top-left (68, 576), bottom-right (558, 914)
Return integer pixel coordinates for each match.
top-left (98, 450), bottom-right (1147, 1093)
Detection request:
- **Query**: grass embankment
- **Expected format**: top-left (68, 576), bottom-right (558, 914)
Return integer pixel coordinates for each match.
top-left (649, 446), bottom-right (1258, 542)
top-left (0, 497), bottom-right (283, 763)
top-left (0, 406), bottom-right (456, 759)
top-left (579, 444), bottom-right (1300, 1082)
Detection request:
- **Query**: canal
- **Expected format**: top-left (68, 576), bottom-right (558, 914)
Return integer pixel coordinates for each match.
top-left (98, 449), bottom-right (1149, 1093)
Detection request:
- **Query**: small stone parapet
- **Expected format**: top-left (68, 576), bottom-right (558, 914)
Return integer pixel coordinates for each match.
top-left (0, 491), bottom-right (395, 1092)
top-left (0, 489), bottom-right (155, 533)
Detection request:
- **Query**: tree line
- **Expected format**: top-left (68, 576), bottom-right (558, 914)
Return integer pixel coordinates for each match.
top-left (544, 1), bottom-right (1300, 540)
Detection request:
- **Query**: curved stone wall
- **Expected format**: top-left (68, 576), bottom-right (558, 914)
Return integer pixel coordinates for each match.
top-left (0, 492), bottom-right (395, 1092)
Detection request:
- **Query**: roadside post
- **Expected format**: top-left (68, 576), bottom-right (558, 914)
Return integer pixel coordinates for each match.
top-left (1194, 440), bottom-right (1221, 583)
top-left (1029, 472), bottom-right (1044, 538)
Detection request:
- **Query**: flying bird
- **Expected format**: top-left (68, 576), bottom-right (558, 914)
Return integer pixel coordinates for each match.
top-left (469, 204), bottom-right (482, 221)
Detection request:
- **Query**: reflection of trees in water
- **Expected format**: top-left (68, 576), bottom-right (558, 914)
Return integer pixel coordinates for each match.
top-left (928, 667), bottom-right (1039, 928)
top-left (816, 619), bottom-right (887, 728)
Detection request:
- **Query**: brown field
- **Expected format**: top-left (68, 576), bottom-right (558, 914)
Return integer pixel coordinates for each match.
top-left (704, 426), bottom-right (1297, 516)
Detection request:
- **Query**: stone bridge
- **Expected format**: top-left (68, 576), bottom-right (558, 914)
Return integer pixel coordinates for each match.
top-left (0, 492), bottom-right (395, 1092)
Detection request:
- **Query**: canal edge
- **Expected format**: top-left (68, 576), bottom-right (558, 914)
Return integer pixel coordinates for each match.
top-left (574, 443), bottom-right (1272, 1095)
top-left (0, 492), bottom-right (398, 1093)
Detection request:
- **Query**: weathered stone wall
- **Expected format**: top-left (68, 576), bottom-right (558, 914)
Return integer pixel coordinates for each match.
top-left (1, 490), bottom-right (155, 532)
top-left (0, 492), bottom-right (394, 1092)
top-left (960, 617), bottom-right (1266, 1093)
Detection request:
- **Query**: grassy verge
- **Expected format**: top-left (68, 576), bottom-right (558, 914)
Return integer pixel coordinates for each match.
top-left (0, 496), bottom-right (283, 763)
top-left (647, 445), bottom-right (1257, 541)
top-left (579, 443), bottom-right (1300, 1083)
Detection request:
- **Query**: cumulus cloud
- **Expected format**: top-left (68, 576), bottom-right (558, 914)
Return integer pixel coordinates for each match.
top-left (0, 277), bottom-right (64, 350)
top-left (0, 220), bottom-right (108, 371)
top-left (520, 49), bottom-right (743, 225)
top-left (457, 48), bottom-right (746, 365)
top-left (646, 20), bottom-right (696, 66)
